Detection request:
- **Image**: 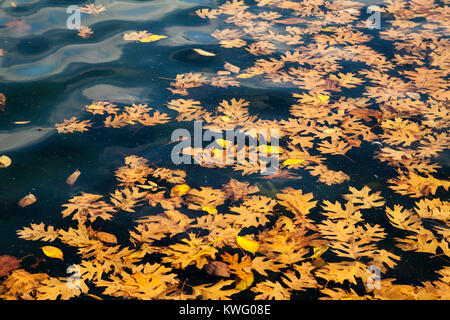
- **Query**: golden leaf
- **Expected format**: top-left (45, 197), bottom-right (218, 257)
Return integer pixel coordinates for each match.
top-left (41, 246), bottom-right (64, 260)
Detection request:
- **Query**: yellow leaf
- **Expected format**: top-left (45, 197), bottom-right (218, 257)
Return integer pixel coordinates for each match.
top-left (220, 116), bottom-right (230, 122)
top-left (316, 94), bottom-right (330, 103)
top-left (211, 148), bottom-right (222, 158)
top-left (235, 272), bottom-right (254, 290)
top-left (42, 246), bottom-right (64, 260)
top-left (86, 104), bottom-right (102, 110)
top-left (321, 27), bottom-right (336, 32)
top-left (193, 48), bottom-right (216, 56)
top-left (139, 34), bottom-right (167, 43)
top-left (170, 184), bottom-right (190, 197)
top-left (236, 236), bottom-right (259, 254)
top-left (0, 155), bottom-right (12, 168)
top-left (310, 245), bottom-right (329, 260)
top-left (137, 181), bottom-right (158, 190)
top-left (216, 139), bottom-right (229, 148)
top-left (257, 145), bottom-right (283, 154)
top-left (236, 73), bottom-right (255, 79)
top-left (202, 206), bottom-right (218, 215)
top-left (125, 250), bottom-right (146, 261)
top-left (283, 158), bottom-right (305, 166)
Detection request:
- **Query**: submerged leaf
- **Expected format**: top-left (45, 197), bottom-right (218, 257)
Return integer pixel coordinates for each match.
top-left (66, 169), bottom-right (81, 185)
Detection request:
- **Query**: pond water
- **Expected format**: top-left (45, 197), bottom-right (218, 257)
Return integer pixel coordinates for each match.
top-left (0, 0), bottom-right (448, 300)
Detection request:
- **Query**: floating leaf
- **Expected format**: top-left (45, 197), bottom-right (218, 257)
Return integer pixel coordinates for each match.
top-left (66, 169), bottom-right (81, 185)
top-left (224, 62), bottom-right (240, 73)
top-left (257, 145), bottom-right (283, 154)
top-left (236, 236), bottom-right (259, 254)
top-left (0, 155), bottom-right (12, 168)
top-left (193, 48), bottom-right (216, 56)
top-left (216, 139), bottom-right (230, 148)
top-left (0, 255), bottom-right (21, 277)
top-left (316, 94), bottom-right (330, 103)
top-left (202, 206), bottom-right (218, 215)
top-left (0, 93), bottom-right (5, 112)
top-left (41, 246), bottom-right (63, 260)
top-left (139, 34), bottom-right (167, 43)
top-left (96, 231), bottom-right (118, 244)
top-left (205, 261), bottom-right (230, 277)
top-left (235, 272), bottom-right (254, 290)
top-left (236, 73), bottom-right (255, 79)
top-left (283, 159), bottom-right (305, 166)
top-left (310, 245), bottom-right (329, 260)
top-left (18, 193), bottom-right (37, 208)
top-left (170, 184), bottom-right (190, 197)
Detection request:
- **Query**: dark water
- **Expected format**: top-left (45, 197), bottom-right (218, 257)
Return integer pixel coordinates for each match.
top-left (0, 0), bottom-right (449, 300)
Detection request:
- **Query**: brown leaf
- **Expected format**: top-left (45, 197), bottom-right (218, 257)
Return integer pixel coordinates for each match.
top-left (0, 93), bottom-right (5, 112)
top-left (0, 255), bottom-right (21, 277)
top-left (18, 193), bottom-right (37, 208)
top-left (66, 169), bottom-right (81, 185)
top-left (95, 231), bottom-right (118, 244)
top-left (205, 261), bottom-right (230, 277)
top-left (224, 62), bottom-right (240, 74)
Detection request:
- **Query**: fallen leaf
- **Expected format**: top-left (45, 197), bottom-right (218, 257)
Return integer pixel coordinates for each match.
top-left (41, 246), bottom-right (63, 260)
top-left (236, 236), bottom-right (259, 254)
top-left (316, 94), bottom-right (330, 103)
top-left (66, 169), bottom-right (81, 185)
top-left (406, 92), bottom-right (421, 100)
top-left (0, 93), bottom-right (5, 112)
top-left (193, 48), bottom-right (216, 56)
top-left (170, 184), bottom-right (190, 197)
top-left (18, 194), bottom-right (37, 208)
top-left (202, 206), bottom-right (218, 215)
top-left (275, 17), bottom-right (306, 24)
top-left (224, 62), bottom-right (240, 73)
top-left (205, 261), bottom-right (230, 277)
top-left (96, 231), bottom-right (118, 244)
top-left (139, 34), bottom-right (167, 43)
top-left (236, 73), bottom-right (255, 79)
top-left (0, 155), bottom-right (12, 168)
top-left (216, 139), bottom-right (230, 148)
top-left (257, 145), bottom-right (283, 154)
top-left (0, 255), bottom-right (21, 277)
top-left (310, 245), bottom-right (329, 260)
top-left (283, 159), bottom-right (305, 166)
top-left (235, 272), bottom-right (254, 290)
